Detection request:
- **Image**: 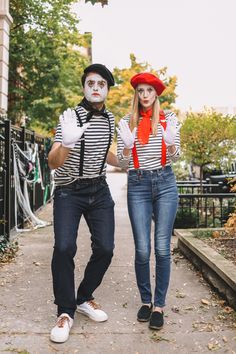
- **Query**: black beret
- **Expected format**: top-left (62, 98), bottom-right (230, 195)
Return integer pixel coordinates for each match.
top-left (81, 63), bottom-right (115, 87)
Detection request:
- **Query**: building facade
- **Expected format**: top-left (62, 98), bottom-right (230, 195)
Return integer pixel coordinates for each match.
top-left (0, 0), bottom-right (12, 115)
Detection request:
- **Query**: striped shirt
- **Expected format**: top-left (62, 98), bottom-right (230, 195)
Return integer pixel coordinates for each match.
top-left (117, 111), bottom-right (180, 170)
top-left (54, 105), bottom-right (115, 186)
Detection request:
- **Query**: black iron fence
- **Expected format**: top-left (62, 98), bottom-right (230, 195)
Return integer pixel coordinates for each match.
top-left (177, 183), bottom-right (219, 194)
top-left (174, 193), bottom-right (236, 228)
top-left (177, 178), bottom-right (235, 194)
top-left (0, 119), bottom-right (52, 241)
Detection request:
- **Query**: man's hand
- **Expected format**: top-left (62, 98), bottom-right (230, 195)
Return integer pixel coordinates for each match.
top-left (60, 108), bottom-right (91, 148)
top-left (116, 119), bottom-right (137, 149)
top-left (160, 115), bottom-right (181, 146)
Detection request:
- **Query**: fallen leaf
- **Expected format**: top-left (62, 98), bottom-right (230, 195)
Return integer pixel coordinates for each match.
top-left (184, 306), bottom-right (194, 311)
top-left (207, 340), bottom-right (221, 351)
top-left (150, 333), bottom-right (171, 342)
top-left (218, 300), bottom-right (225, 306)
top-left (223, 306), bottom-right (233, 314)
top-left (171, 305), bottom-right (180, 313)
top-left (212, 231), bottom-right (220, 238)
top-left (201, 299), bottom-right (211, 306)
top-left (176, 291), bottom-right (186, 298)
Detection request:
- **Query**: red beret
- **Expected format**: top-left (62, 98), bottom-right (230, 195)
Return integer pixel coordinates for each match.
top-left (130, 72), bottom-right (166, 96)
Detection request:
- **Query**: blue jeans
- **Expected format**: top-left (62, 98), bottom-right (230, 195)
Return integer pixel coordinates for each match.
top-left (52, 177), bottom-right (115, 318)
top-left (127, 166), bottom-right (178, 308)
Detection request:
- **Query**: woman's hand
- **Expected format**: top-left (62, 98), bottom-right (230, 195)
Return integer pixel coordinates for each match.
top-left (160, 115), bottom-right (181, 146)
top-left (116, 119), bottom-right (137, 149)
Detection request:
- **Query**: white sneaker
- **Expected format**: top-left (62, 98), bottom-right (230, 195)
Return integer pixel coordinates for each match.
top-left (50, 313), bottom-right (73, 343)
top-left (77, 300), bottom-right (108, 322)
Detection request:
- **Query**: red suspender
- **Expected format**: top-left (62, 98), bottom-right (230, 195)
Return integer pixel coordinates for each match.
top-left (132, 110), bottom-right (167, 169)
top-left (132, 144), bottom-right (140, 169)
top-left (160, 110), bottom-right (167, 167)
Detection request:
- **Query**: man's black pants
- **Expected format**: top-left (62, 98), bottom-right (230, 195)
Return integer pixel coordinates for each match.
top-left (51, 177), bottom-right (115, 318)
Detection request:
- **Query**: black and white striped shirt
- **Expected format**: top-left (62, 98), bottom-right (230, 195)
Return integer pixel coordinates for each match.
top-left (54, 105), bottom-right (114, 185)
top-left (117, 111), bottom-right (180, 170)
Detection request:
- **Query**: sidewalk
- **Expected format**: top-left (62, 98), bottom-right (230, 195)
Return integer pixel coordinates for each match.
top-left (0, 171), bottom-right (235, 354)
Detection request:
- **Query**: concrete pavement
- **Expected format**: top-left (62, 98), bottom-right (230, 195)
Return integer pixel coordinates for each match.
top-left (0, 171), bottom-right (235, 354)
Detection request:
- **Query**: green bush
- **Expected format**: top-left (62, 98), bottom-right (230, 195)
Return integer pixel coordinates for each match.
top-left (174, 208), bottom-right (198, 228)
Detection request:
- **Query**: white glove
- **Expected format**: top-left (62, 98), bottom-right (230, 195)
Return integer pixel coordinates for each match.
top-left (160, 114), bottom-right (180, 146)
top-left (116, 119), bottom-right (137, 149)
top-left (59, 108), bottom-right (91, 148)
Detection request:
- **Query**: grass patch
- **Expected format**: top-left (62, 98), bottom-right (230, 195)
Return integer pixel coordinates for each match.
top-left (192, 229), bottom-right (214, 239)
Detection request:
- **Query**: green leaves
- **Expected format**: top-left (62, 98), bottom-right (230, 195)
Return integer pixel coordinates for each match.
top-left (181, 110), bottom-right (236, 174)
top-left (8, 0), bottom-right (90, 130)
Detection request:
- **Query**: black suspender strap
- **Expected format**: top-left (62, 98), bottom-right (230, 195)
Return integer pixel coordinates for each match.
top-left (74, 109), bottom-right (85, 177)
top-left (74, 108), bottom-right (112, 177)
top-left (99, 116), bottom-right (112, 175)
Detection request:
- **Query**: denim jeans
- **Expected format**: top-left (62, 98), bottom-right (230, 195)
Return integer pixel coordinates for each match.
top-left (127, 166), bottom-right (178, 308)
top-left (51, 177), bottom-right (115, 318)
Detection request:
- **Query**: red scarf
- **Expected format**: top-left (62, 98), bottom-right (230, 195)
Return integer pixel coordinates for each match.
top-left (137, 108), bottom-right (153, 145)
top-left (132, 109), bottom-right (167, 167)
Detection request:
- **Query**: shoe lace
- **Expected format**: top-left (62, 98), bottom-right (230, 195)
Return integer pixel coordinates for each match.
top-left (88, 300), bottom-right (101, 310)
top-left (57, 316), bottom-right (69, 328)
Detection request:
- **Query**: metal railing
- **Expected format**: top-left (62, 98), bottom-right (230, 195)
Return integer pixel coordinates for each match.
top-left (174, 193), bottom-right (236, 228)
top-left (177, 183), bottom-right (220, 194)
top-left (0, 119), bottom-right (52, 241)
top-left (177, 178), bottom-right (234, 194)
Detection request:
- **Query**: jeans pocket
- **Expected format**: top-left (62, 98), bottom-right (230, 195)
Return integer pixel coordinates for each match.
top-left (100, 179), bottom-right (108, 188)
top-left (161, 169), bottom-right (176, 183)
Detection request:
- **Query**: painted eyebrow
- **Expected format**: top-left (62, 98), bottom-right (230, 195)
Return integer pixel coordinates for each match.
top-left (138, 87), bottom-right (154, 91)
top-left (87, 79), bottom-right (106, 83)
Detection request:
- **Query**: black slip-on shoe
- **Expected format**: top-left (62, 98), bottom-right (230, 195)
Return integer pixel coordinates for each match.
top-left (137, 304), bottom-right (153, 322)
top-left (149, 311), bottom-right (164, 330)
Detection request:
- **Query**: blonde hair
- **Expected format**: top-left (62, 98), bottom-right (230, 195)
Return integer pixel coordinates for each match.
top-left (129, 89), bottom-right (160, 135)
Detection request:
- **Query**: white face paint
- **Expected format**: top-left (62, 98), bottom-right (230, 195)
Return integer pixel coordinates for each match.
top-left (137, 84), bottom-right (157, 110)
top-left (84, 73), bottom-right (108, 103)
